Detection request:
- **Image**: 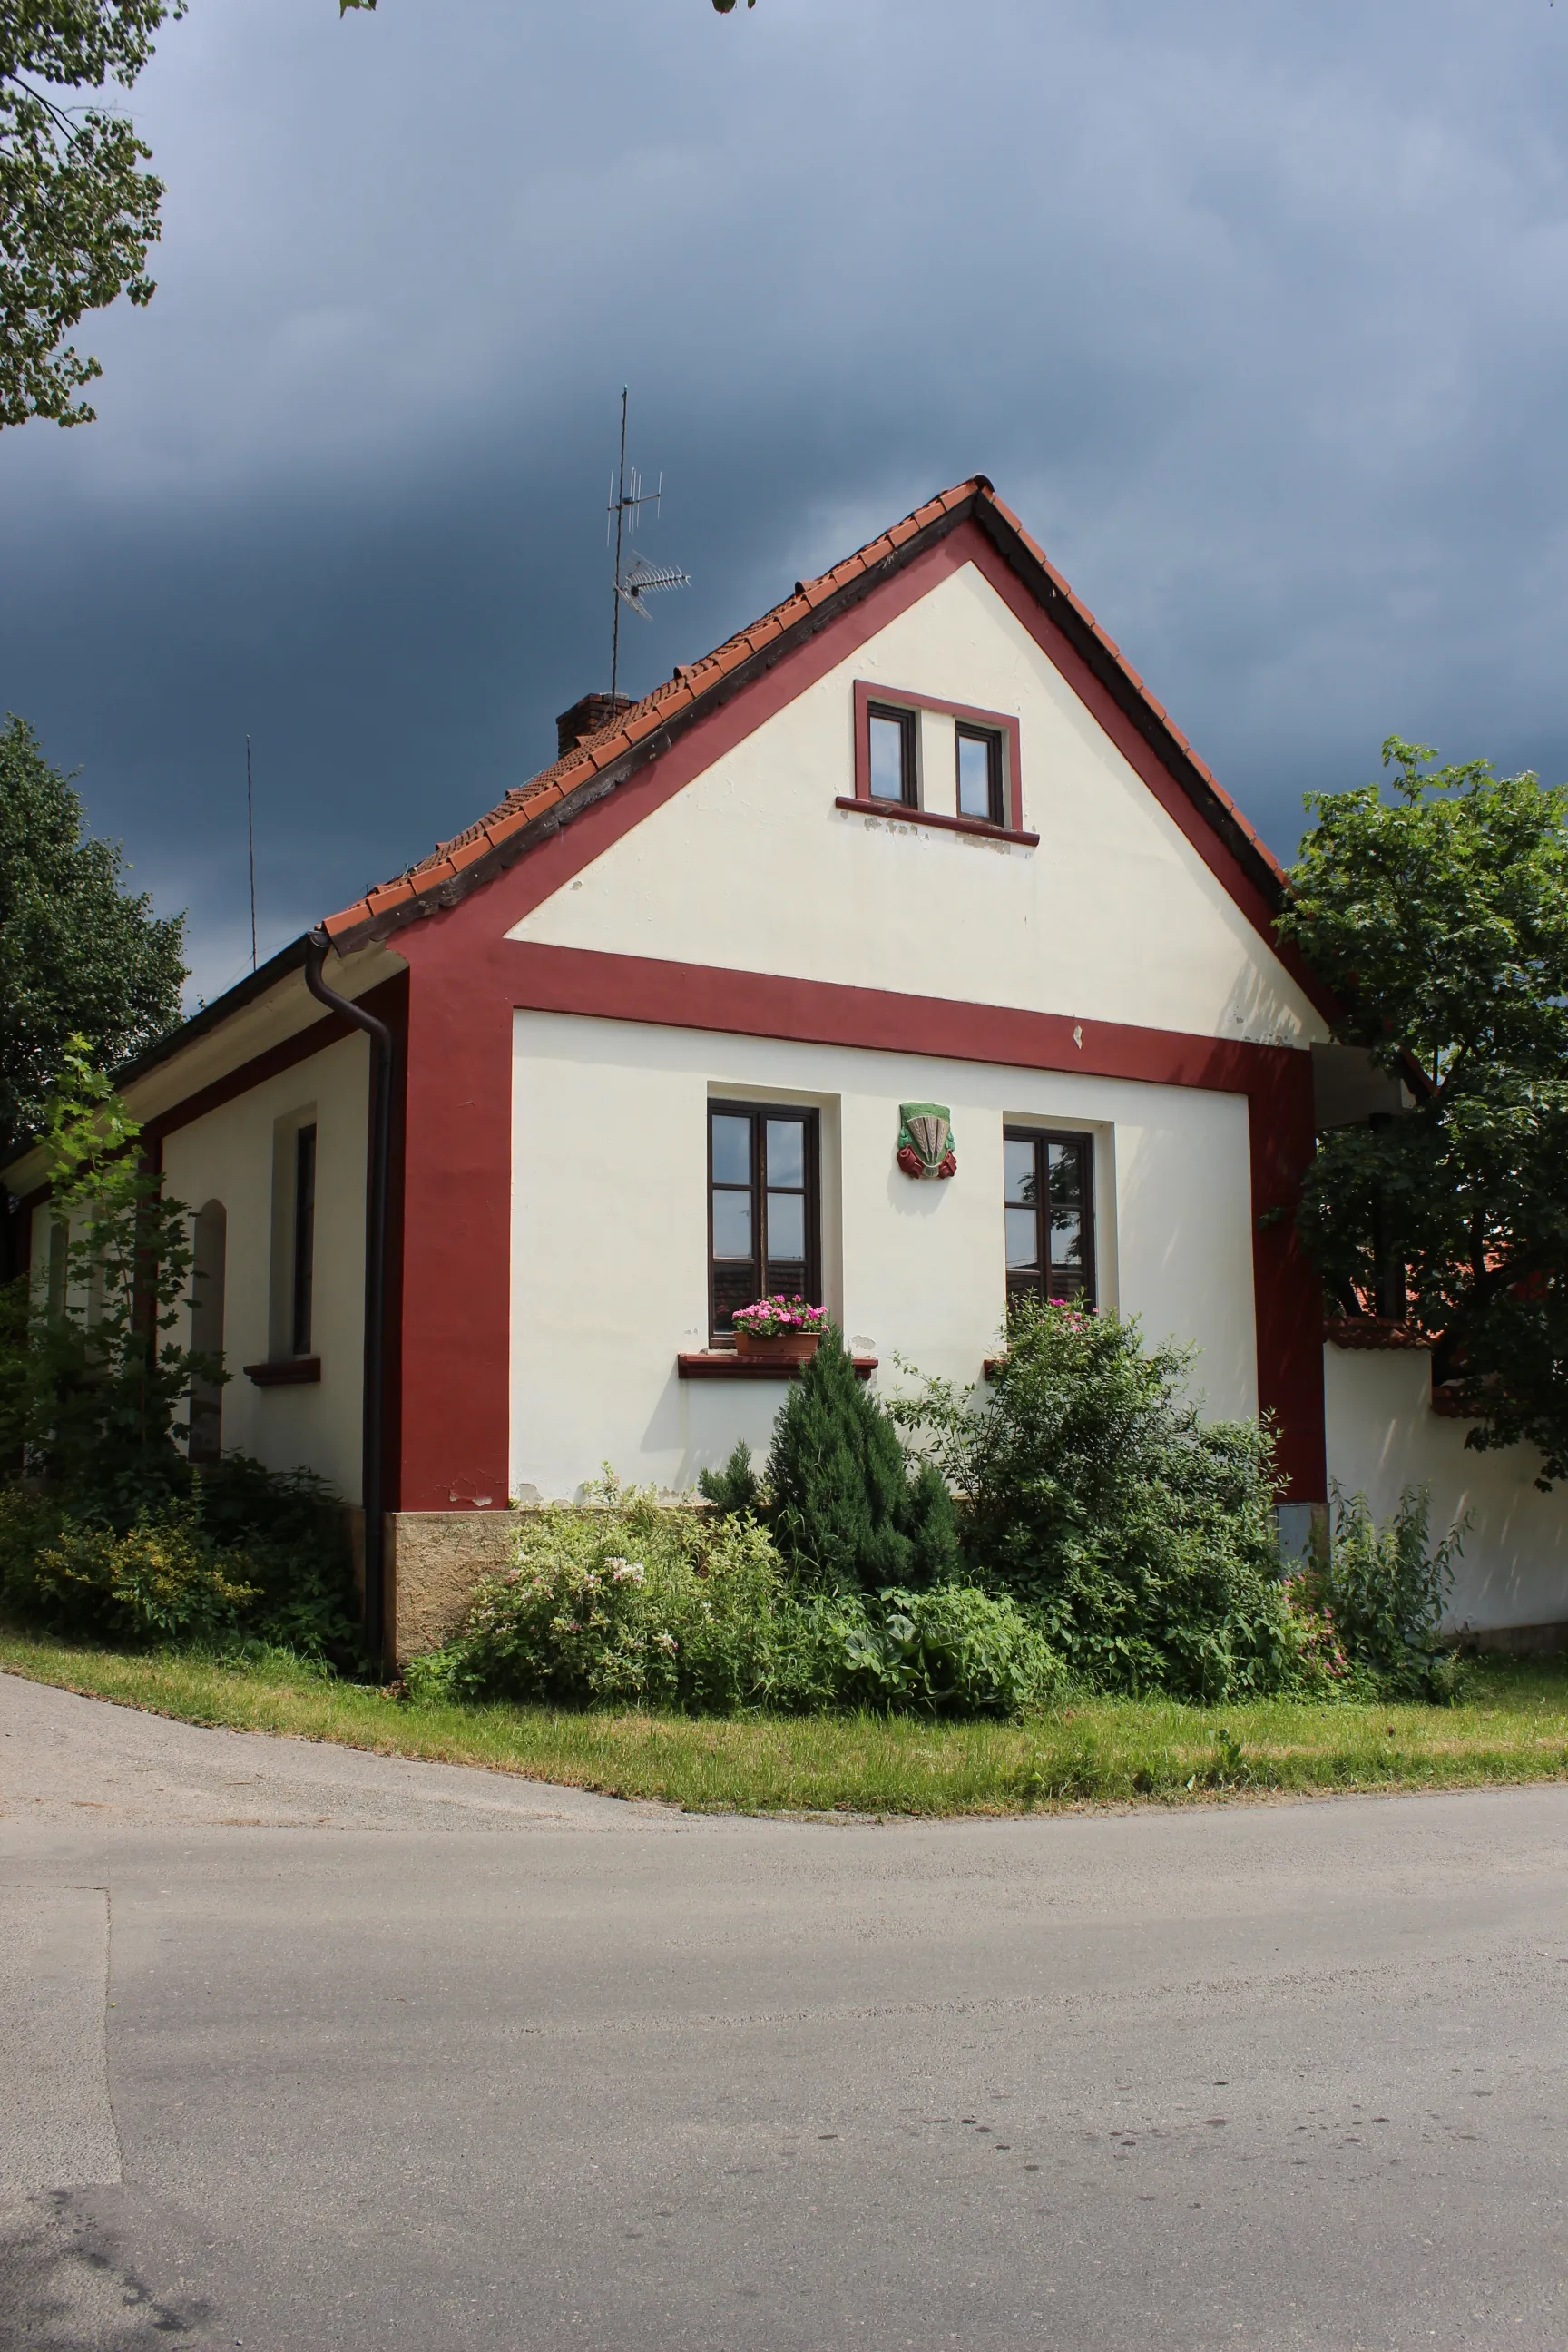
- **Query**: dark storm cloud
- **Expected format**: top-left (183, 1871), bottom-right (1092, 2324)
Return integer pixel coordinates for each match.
top-left (3, 0), bottom-right (1567, 997)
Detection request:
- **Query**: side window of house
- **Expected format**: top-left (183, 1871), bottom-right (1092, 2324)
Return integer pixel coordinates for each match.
top-left (1004, 1128), bottom-right (1094, 1309)
top-left (189, 1200), bottom-right (227, 1462)
top-left (291, 1123), bottom-right (317, 1356)
top-left (709, 1102), bottom-right (820, 1341)
top-left (956, 723), bottom-right (1004, 825)
top-left (866, 703), bottom-right (918, 806)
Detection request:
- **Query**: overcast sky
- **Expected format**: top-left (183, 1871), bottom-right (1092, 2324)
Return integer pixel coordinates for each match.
top-left (3, 0), bottom-right (1566, 1002)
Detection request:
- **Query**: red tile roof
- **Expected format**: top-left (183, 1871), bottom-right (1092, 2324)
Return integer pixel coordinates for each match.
top-left (322, 476), bottom-right (1288, 951)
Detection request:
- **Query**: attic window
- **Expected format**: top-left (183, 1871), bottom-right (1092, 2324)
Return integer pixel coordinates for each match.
top-left (867, 705), bottom-right (917, 807)
top-left (846, 681), bottom-right (1034, 843)
top-left (956, 725), bottom-right (1004, 826)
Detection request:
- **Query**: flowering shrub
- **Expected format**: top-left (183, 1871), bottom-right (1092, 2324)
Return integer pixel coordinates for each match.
top-left (732, 1297), bottom-right (828, 1338)
top-left (404, 1485), bottom-right (1063, 1718)
top-left (407, 1491), bottom-right (797, 1710)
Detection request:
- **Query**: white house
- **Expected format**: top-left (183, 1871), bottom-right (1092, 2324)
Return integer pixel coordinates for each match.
top-left (7, 477), bottom-right (1565, 1658)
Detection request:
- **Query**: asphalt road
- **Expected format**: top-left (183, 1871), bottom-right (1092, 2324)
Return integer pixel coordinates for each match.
top-left (4, 1675), bottom-right (1568, 2352)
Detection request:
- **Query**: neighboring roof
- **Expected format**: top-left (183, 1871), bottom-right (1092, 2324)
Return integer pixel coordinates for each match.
top-left (321, 476), bottom-right (1292, 953)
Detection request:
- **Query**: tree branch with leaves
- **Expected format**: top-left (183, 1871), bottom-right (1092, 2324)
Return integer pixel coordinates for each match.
top-left (0, 0), bottom-right (183, 426)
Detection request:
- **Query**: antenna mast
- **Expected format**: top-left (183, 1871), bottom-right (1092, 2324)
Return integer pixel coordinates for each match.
top-left (245, 735), bottom-right (257, 974)
top-left (606, 387), bottom-right (689, 702)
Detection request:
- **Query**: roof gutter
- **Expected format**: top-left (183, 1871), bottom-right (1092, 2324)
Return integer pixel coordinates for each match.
top-left (304, 929), bottom-right (394, 1670)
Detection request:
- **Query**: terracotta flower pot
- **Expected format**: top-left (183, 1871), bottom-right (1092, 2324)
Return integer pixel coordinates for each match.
top-left (735, 1328), bottom-right (822, 1364)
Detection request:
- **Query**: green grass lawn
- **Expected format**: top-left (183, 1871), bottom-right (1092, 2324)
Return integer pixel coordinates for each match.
top-left (5, 1624), bottom-right (1568, 1816)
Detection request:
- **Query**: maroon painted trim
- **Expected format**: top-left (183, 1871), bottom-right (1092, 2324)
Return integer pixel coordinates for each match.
top-left (835, 796), bottom-right (1038, 848)
top-left (852, 677), bottom-right (1024, 833)
top-left (379, 975), bottom-right (409, 1512)
top-left (501, 939), bottom-right (1289, 1093)
top-left (679, 1351), bottom-right (877, 1381)
top-left (393, 928), bottom-right (514, 1513)
top-left (244, 1357), bottom-right (321, 1387)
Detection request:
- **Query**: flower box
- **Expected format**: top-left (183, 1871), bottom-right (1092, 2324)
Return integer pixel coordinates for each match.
top-left (735, 1327), bottom-right (821, 1364)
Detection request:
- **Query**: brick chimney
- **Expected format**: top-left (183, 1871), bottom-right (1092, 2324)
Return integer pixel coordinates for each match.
top-left (555, 692), bottom-right (634, 760)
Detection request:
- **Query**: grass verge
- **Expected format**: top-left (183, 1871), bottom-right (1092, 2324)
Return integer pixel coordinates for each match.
top-left (5, 1625), bottom-right (1568, 1816)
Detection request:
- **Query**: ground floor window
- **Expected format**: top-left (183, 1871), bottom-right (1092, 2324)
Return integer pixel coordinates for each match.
top-left (709, 1101), bottom-right (820, 1341)
top-left (1004, 1126), bottom-right (1095, 1310)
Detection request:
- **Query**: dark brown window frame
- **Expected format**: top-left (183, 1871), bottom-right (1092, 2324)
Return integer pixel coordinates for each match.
top-left (956, 721), bottom-right (1005, 827)
top-left (848, 680), bottom-right (1034, 844)
top-left (1003, 1125), bottom-right (1096, 1311)
top-left (864, 701), bottom-right (919, 807)
top-left (707, 1099), bottom-right (821, 1347)
top-left (290, 1122), bottom-right (318, 1357)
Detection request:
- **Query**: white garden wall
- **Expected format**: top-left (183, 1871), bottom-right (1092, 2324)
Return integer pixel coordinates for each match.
top-left (1324, 1347), bottom-right (1568, 1634)
top-left (510, 561), bottom-right (1328, 1053)
top-left (509, 1009), bottom-right (1257, 1502)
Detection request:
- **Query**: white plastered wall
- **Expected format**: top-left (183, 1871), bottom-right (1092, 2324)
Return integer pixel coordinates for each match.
top-left (1325, 1348), bottom-right (1568, 1633)
top-left (152, 1030), bottom-right (369, 1500)
top-left (510, 560), bottom-right (1328, 1051)
top-left (511, 1011), bottom-right (1255, 1502)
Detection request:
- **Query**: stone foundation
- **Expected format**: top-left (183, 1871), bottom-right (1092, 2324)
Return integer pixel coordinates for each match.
top-left (387, 1510), bottom-right (520, 1663)
top-left (1455, 1618), bottom-right (1568, 1658)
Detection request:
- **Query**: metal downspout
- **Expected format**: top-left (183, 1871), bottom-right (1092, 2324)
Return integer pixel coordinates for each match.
top-left (304, 930), bottom-right (393, 1669)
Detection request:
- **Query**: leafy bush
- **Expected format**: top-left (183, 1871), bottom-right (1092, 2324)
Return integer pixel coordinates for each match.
top-left (794, 1583), bottom-right (1064, 1716)
top-left (899, 1299), bottom-right (1304, 1701)
top-left (27, 1504), bottom-right (259, 1645)
top-left (0, 1458), bottom-right (358, 1661)
top-left (1304, 1483), bottom-right (1465, 1699)
top-left (768, 1329), bottom-right (959, 1593)
top-left (407, 1487), bottom-right (1060, 1719)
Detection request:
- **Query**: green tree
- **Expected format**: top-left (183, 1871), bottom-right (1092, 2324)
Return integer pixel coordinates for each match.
top-left (1277, 736), bottom-right (1568, 1485)
top-left (0, 714), bottom-right (186, 1162)
top-left (0, 0), bottom-right (182, 426)
top-left (0, 1034), bottom-right (209, 1513)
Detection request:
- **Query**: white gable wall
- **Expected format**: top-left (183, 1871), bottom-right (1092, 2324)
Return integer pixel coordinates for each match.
top-left (511, 562), bottom-right (1327, 1051)
top-left (510, 1009), bottom-right (1255, 1502)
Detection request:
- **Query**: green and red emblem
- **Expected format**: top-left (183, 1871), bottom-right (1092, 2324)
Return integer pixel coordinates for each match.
top-left (897, 1102), bottom-right (956, 1181)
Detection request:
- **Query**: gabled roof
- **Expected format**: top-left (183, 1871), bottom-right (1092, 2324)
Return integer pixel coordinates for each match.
top-left (321, 475), bottom-right (1290, 953)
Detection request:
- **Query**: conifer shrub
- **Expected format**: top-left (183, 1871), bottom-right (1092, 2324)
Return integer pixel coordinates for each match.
top-left (697, 1437), bottom-right (763, 1518)
top-left (766, 1329), bottom-right (959, 1592)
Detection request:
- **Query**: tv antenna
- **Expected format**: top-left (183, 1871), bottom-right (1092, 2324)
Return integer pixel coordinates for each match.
top-left (607, 387), bottom-right (688, 702)
top-left (245, 735), bottom-right (257, 973)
